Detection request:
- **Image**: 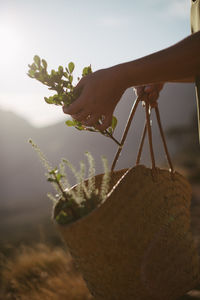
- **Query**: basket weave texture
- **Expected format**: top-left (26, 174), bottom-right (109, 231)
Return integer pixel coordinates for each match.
top-left (55, 165), bottom-right (200, 300)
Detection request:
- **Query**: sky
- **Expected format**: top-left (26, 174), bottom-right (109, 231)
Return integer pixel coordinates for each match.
top-left (0, 0), bottom-right (191, 127)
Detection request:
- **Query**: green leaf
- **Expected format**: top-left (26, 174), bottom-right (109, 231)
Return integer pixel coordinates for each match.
top-left (33, 55), bottom-right (41, 67)
top-left (62, 80), bottom-right (70, 88)
top-left (63, 72), bottom-right (69, 79)
top-left (82, 67), bottom-right (89, 77)
top-left (68, 62), bottom-right (75, 74)
top-left (47, 178), bottom-right (56, 182)
top-left (28, 70), bottom-right (35, 77)
top-left (42, 59), bottom-right (47, 69)
top-left (69, 75), bottom-right (73, 84)
top-left (65, 119), bottom-right (77, 127)
top-left (51, 69), bottom-right (56, 77)
top-left (82, 65), bottom-right (92, 77)
top-left (29, 63), bottom-right (37, 71)
top-left (56, 211), bottom-right (74, 225)
top-left (54, 73), bottom-right (61, 82)
top-left (58, 66), bottom-right (63, 75)
top-left (44, 96), bottom-right (55, 104)
top-left (108, 127), bottom-right (113, 135)
top-left (66, 119), bottom-right (85, 130)
top-left (54, 94), bottom-right (63, 105)
top-left (111, 116), bottom-right (118, 131)
top-left (49, 168), bottom-right (58, 175)
top-left (75, 124), bottom-right (85, 131)
top-left (56, 173), bottom-right (64, 181)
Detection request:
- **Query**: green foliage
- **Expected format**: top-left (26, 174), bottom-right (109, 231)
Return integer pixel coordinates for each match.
top-left (82, 65), bottom-right (92, 77)
top-left (100, 156), bottom-right (110, 201)
top-left (28, 56), bottom-right (86, 107)
top-left (29, 140), bottom-right (111, 226)
top-left (85, 152), bottom-right (96, 197)
top-left (68, 62), bottom-right (75, 74)
top-left (27, 55), bottom-right (119, 145)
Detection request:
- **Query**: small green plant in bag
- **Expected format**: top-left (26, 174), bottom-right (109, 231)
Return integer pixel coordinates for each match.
top-left (29, 139), bottom-right (111, 225)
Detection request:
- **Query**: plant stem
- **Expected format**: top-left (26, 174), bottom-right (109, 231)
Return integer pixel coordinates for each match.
top-left (52, 171), bottom-right (79, 219)
top-left (104, 130), bottom-right (121, 146)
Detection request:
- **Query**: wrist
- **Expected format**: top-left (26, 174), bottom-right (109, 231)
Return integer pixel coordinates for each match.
top-left (109, 59), bottom-right (145, 91)
top-left (107, 64), bottom-right (131, 92)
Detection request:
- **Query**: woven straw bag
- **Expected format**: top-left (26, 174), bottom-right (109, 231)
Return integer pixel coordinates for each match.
top-left (54, 94), bottom-right (200, 300)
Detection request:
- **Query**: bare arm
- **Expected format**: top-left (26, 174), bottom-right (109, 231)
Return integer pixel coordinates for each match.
top-left (113, 31), bottom-right (200, 87)
top-left (170, 77), bottom-right (195, 83)
top-left (63, 31), bottom-right (200, 130)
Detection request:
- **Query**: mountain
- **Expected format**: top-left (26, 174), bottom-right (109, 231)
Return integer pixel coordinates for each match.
top-left (0, 83), bottom-right (197, 216)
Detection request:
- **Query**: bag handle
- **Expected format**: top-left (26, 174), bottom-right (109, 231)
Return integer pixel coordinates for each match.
top-left (111, 92), bottom-right (174, 179)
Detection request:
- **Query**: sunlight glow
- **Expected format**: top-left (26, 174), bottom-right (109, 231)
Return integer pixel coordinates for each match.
top-left (0, 1), bottom-right (191, 127)
top-left (0, 23), bottom-right (22, 64)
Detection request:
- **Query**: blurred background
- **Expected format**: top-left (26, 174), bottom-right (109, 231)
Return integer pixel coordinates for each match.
top-left (0, 0), bottom-right (200, 299)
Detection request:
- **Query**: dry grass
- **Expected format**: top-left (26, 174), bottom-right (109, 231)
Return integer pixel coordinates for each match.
top-left (1, 245), bottom-right (200, 300)
top-left (0, 243), bottom-right (200, 300)
top-left (0, 243), bottom-right (93, 300)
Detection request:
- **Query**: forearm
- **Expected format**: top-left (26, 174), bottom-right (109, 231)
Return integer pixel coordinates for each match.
top-left (111, 31), bottom-right (200, 89)
top-left (170, 77), bottom-right (195, 83)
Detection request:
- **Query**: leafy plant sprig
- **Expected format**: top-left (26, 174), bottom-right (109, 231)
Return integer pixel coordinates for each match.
top-left (28, 55), bottom-right (120, 145)
top-left (29, 139), bottom-right (111, 225)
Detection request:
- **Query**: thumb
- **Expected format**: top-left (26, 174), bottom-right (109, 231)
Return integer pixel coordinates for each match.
top-left (63, 78), bottom-right (87, 114)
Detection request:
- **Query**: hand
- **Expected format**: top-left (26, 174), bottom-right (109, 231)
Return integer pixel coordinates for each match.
top-left (62, 67), bottom-right (125, 131)
top-left (134, 83), bottom-right (164, 107)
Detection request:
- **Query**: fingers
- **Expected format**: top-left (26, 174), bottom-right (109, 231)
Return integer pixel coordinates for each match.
top-left (134, 83), bottom-right (164, 96)
top-left (69, 109), bottom-right (113, 131)
top-left (71, 110), bottom-right (91, 122)
top-left (134, 83), bottom-right (164, 106)
top-left (94, 114), bottom-right (112, 131)
top-left (81, 115), bottom-right (100, 127)
top-left (144, 85), bottom-right (155, 93)
top-left (72, 111), bottom-right (112, 131)
top-left (144, 83), bottom-right (164, 94)
top-left (147, 91), bottom-right (159, 106)
top-left (63, 77), bottom-right (88, 115)
top-left (63, 94), bottom-right (85, 115)
top-left (74, 112), bottom-right (112, 131)
top-left (148, 90), bottom-right (158, 100)
top-left (145, 83), bottom-right (164, 104)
